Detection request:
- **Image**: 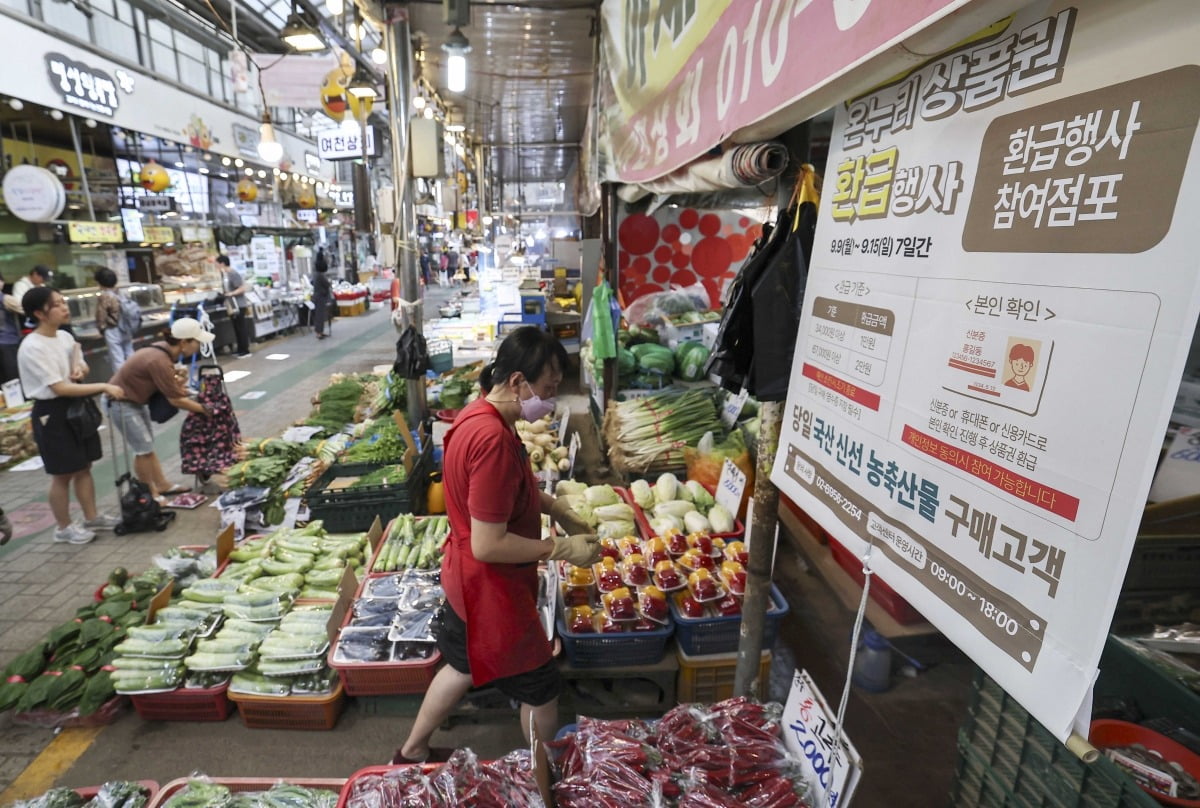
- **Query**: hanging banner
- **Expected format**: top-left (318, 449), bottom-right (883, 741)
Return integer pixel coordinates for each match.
top-left (770, 0), bottom-right (1200, 742)
top-left (599, 0), bottom-right (1027, 182)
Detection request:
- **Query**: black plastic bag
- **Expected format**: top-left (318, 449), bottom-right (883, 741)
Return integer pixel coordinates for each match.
top-left (394, 326), bottom-right (431, 379)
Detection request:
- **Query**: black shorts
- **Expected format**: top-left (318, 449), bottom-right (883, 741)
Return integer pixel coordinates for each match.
top-left (435, 603), bottom-right (561, 707)
top-left (31, 398), bottom-right (101, 476)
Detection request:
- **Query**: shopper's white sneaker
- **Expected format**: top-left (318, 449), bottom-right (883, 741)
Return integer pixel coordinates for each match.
top-left (53, 523), bottom-right (96, 545)
top-left (83, 513), bottom-right (121, 531)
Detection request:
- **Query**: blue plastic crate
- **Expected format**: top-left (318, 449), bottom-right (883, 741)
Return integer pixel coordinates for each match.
top-left (669, 583), bottom-right (789, 656)
top-left (555, 611), bottom-right (673, 668)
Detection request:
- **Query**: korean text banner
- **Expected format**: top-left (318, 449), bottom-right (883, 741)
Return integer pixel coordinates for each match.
top-left (599, 0), bottom-right (974, 182)
top-left (769, 0), bottom-right (1200, 740)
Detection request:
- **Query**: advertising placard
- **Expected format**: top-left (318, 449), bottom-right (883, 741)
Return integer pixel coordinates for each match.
top-left (771, 0), bottom-right (1200, 740)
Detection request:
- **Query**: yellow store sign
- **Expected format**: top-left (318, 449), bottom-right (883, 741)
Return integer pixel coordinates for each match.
top-left (67, 221), bottom-right (124, 243)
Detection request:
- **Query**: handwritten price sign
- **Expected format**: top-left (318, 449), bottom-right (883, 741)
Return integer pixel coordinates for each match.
top-left (715, 458), bottom-right (747, 516)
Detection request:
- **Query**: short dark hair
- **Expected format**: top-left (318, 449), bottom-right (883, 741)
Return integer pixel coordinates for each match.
top-left (31, 265), bottom-right (52, 280)
top-left (480, 326), bottom-right (568, 393)
top-left (94, 268), bottom-right (118, 288)
top-left (1009, 343), bottom-right (1035, 363)
top-left (22, 286), bottom-right (55, 321)
top-left (216, 255), bottom-right (230, 266)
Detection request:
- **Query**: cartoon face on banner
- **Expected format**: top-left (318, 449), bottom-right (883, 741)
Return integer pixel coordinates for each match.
top-left (236, 178), bottom-right (257, 202)
top-left (297, 185), bottom-right (317, 209)
top-left (617, 208), bottom-right (763, 307)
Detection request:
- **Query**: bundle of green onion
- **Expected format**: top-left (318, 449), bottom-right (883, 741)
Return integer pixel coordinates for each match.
top-left (604, 389), bottom-right (723, 474)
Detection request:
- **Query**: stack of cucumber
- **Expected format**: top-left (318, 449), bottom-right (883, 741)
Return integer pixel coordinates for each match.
top-left (221, 522), bottom-right (370, 600)
top-left (372, 515), bottom-right (451, 572)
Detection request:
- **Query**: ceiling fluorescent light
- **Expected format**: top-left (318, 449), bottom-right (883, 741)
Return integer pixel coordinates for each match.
top-left (281, 11), bottom-right (326, 52)
top-left (443, 27), bottom-right (471, 93)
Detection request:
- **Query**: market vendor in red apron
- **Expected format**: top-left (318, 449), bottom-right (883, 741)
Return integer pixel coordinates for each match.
top-left (395, 326), bottom-right (599, 764)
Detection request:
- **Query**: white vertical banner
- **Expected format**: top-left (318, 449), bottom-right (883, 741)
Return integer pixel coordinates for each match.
top-left (771, 0), bottom-right (1200, 740)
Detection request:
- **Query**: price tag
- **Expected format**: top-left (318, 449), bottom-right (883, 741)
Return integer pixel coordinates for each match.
top-left (720, 387), bottom-right (749, 428)
top-left (557, 403), bottom-right (571, 446)
top-left (783, 670), bottom-right (862, 807)
top-left (715, 458), bottom-right (747, 515)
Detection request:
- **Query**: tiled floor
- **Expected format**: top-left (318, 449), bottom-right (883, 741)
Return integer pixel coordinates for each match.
top-left (0, 282), bottom-right (971, 806)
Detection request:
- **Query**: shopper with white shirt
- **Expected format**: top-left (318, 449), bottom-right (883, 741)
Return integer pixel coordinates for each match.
top-left (18, 287), bottom-right (125, 544)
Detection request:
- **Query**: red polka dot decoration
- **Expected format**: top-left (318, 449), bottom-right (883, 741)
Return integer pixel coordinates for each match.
top-left (617, 208), bottom-right (762, 310)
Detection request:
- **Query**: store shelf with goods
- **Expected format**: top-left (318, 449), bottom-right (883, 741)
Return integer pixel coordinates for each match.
top-left (777, 500), bottom-right (939, 640)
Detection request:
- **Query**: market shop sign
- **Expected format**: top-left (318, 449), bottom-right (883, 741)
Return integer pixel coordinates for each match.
top-left (68, 221), bottom-right (124, 243)
top-left (1, 165), bottom-right (65, 223)
top-left (771, 0), bottom-right (1200, 743)
top-left (142, 226), bottom-right (175, 244)
top-left (44, 52), bottom-right (131, 117)
top-left (599, 0), bottom-right (1017, 182)
top-left (317, 126), bottom-right (378, 161)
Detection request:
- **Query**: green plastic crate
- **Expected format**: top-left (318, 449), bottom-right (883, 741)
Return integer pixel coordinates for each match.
top-left (956, 669), bottom-right (1160, 808)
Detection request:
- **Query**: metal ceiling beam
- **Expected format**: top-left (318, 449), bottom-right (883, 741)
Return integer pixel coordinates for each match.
top-left (483, 142), bottom-right (580, 149)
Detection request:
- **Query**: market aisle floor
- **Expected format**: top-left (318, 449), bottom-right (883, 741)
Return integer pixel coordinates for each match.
top-left (0, 283), bottom-right (972, 806)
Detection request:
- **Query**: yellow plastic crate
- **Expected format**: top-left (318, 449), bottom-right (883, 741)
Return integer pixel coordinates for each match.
top-left (676, 646), bottom-right (770, 704)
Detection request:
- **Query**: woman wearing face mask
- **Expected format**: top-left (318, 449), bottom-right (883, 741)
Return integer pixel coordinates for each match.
top-left (394, 326), bottom-right (598, 765)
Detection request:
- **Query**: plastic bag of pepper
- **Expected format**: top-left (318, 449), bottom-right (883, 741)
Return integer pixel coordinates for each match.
top-left (343, 698), bottom-right (813, 807)
top-left (550, 697), bottom-right (814, 808)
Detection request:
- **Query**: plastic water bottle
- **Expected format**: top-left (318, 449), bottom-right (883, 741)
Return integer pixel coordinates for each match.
top-left (852, 627), bottom-right (893, 692)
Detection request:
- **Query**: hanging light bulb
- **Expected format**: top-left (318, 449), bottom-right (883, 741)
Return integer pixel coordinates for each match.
top-left (442, 28), bottom-right (471, 94)
top-left (423, 106), bottom-right (434, 119)
top-left (325, 0), bottom-right (343, 14)
top-left (371, 47), bottom-right (387, 64)
top-left (257, 112), bottom-right (284, 163)
top-left (413, 94), bottom-right (426, 110)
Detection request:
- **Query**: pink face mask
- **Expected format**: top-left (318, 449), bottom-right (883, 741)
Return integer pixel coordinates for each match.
top-left (520, 381), bottom-right (556, 421)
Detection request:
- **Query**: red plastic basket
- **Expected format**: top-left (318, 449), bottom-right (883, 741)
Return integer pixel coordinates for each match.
top-left (828, 538), bottom-right (925, 625)
top-left (1090, 719), bottom-right (1200, 807)
top-left (150, 777), bottom-right (345, 808)
top-left (335, 764), bottom-right (438, 808)
top-left (227, 681), bottom-right (346, 730)
top-left (620, 485), bottom-right (745, 541)
top-left (327, 605), bottom-right (442, 696)
top-left (130, 684), bottom-right (234, 722)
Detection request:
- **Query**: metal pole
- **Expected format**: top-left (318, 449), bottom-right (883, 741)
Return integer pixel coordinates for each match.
top-left (383, 10), bottom-right (427, 426)
top-left (66, 116), bottom-right (95, 221)
top-left (734, 400), bottom-right (784, 696)
top-left (599, 183), bottom-right (618, 409)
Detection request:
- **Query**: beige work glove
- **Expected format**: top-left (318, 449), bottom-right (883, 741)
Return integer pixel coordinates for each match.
top-left (549, 496), bottom-right (591, 536)
top-left (548, 534), bottom-right (601, 567)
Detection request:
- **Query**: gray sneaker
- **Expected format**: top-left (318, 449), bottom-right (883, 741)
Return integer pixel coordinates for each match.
top-left (83, 513), bottom-right (121, 531)
top-left (53, 523), bottom-right (95, 545)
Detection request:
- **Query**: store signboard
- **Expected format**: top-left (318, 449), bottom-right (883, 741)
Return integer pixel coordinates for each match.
top-left (136, 196), bottom-right (174, 214)
top-left (296, 209), bottom-right (318, 223)
top-left (2, 27), bottom-right (314, 166)
top-left (68, 221), bottom-right (124, 243)
top-left (305, 152), bottom-right (321, 174)
top-left (142, 226), bottom-right (175, 243)
top-left (771, 0), bottom-right (1200, 741)
top-left (317, 126), bottom-right (377, 161)
top-left (180, 225), bottom-right (213, 244)
top-left (44, 51), bottom-right (131, 117)
top-left (599, 0), bottom-right (1027, 182)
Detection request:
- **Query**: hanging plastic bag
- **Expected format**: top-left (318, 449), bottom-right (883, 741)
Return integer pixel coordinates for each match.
top-left (590, 280), bottom-right (618, 361)
top-left (393, 326), bottom-right (431, 379)
top-left (683, 430), bottom-right (754, 519)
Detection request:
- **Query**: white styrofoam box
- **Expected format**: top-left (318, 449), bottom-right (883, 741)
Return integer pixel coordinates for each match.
top-left (702, 321), bottom-right (720, 350)
top-left (661, 321), bottom-right (705, 346)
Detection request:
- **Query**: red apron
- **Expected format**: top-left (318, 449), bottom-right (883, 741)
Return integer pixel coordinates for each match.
top-left (440, 399), bottom-right (550, 686)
